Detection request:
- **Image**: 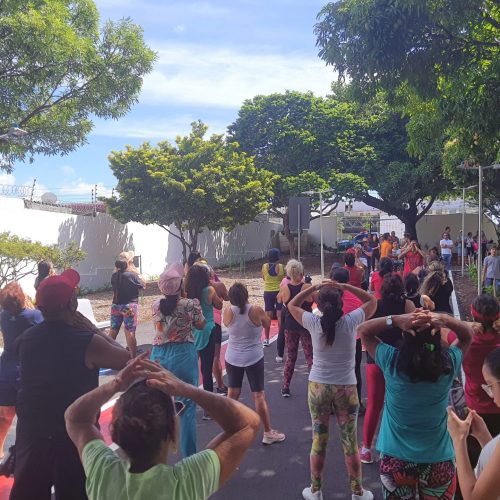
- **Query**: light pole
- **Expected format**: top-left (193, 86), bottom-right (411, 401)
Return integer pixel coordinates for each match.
top-left (457, 162), bottom-right (500, 293)
top-left (461, 185), bottom-right (477, 276)
top-left (302, 189), bottom-right (334, 279)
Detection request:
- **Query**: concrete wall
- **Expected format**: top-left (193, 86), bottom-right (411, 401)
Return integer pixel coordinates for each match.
top-left (1, 197), bottom-right (281, 296)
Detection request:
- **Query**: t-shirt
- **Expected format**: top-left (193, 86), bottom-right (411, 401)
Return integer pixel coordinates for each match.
top-left (375, 343), bottom-right (462, 463)
top-left (475, 434), bottom-right (500, 480)
top-left (342, 291), bottom-right (362, 315)
top-left (403, 251), bottom-right (423, 276)
top-left (440, 239), bottom-right (454, 256)
top-left (380, 241), bottom-right (392, 258)
top-left (111, 271), bottom-right (144, 304)
top-left (83, 440), bottom-right (220, 500)
top-left (462, 331), bottom-right (500, 414)
top-left (262, 263), bottom-right (285, 292)
top-left (484, 255), bottom-right (500, 279)
top-left (370, 272), bottom-right (383, 300)
top-left (152, 298), bottom-right (204, 345)
top-left (302, 308), bottom-right (365, 385)
top-left (344, 265), bottom-right (362, 288)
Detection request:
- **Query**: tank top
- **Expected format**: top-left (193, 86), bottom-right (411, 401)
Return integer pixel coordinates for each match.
top-left (366, 298), bottom-right (406, 364)
top-left (262, 263), bottom-right (285, 292)
top-left (284, 283), bottom-right (313, 330)
top-left (225, 305), bottom-right (264, 367)
top-left (193, 287), bottom-right (215, 351)
top-left (16, 322), bottom-right (98, 436)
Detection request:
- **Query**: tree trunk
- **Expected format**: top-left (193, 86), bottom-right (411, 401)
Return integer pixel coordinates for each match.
top-left (283, 211), bottom-right (296, 258)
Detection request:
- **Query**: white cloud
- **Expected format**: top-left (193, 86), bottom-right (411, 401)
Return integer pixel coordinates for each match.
top-left (58, 181), bottom-right (113, 199)
top-left (140, 43), bottom-right (335, 108)
top-left (60, 165), bottom-right (76, 176)
top-left (173, 25), bottom-right (185, 33)
top-left (93, 115), bottom-right (227, 140)
top-left (0, 173), bottom-right (15, 186)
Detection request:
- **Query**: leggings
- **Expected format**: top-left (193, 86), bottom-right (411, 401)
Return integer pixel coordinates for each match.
top-left (277, 307), bottom-right (287, 358)
top-left (363, 363), bottom-right (385, 447)
top-left (198, 326), bottom-right (216, 393)
top-left (308, 382), bottom-right (362, 494)
top-left (355, 339), bottom-right (362, 403)
top-left (380, 455), bottom-right (456, 499)
top-left (283, 328), bottom-right (313, 390)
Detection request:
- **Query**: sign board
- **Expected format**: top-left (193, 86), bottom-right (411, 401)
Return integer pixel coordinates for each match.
top-left (289, 197), bottom-right (310, 231)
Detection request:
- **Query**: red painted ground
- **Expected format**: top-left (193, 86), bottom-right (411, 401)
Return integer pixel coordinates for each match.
top-left (0, 321), bottom-right (278, 498)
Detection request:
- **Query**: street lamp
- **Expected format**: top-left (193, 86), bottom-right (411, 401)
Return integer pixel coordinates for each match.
top-left (302, 189), bottom-right (334, 279)
top-left (461, 185), bottom-right (477, 276)
top-left (457, 162), bottom-right (500, 293)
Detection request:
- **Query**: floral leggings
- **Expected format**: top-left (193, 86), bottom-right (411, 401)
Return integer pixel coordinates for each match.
top-left (380, 455), bottom-right (456, 499)
top-left (308, 382), bottom-right (362, 494)
top-left (283, 328), bottom-right (313, 390)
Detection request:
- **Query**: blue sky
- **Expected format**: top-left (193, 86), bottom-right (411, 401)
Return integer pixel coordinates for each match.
top-left (3, 0), bottom-right (335, 202)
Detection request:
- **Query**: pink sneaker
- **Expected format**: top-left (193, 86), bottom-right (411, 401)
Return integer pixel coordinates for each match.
top-left (359, 447), bottom-right (373, 464)
top-left (262, 429), bottom-right (286, 445)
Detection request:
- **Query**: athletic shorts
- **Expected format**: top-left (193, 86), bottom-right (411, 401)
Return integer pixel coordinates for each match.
top-left (226, 357), bottom-right (265, 392)
top-left (213, 323), bottom-right (222, 344)
top-left (110, 303), bottom-right (138, 333)
top-left (264, 291), bottom-right (281, 312)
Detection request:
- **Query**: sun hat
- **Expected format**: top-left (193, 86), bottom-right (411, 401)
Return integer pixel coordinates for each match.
top-left (36, 269), bottom-right (80, 313)
top-left (158, 263), bottom-right (184, 296)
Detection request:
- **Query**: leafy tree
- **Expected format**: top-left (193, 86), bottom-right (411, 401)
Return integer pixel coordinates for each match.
top-left (0, 0), bottom-right (156, 170)
top-left (106, 121), bottom-right (277, 261)
top-left (315, 0), bottom-right (500, 168)
top-left (0, 233), bottom-right (86, 288)
top-left (228, 91), bottom-right (368, 255)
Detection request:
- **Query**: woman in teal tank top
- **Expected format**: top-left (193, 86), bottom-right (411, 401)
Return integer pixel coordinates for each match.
top-left (186, 265), bottom-right (223, 408)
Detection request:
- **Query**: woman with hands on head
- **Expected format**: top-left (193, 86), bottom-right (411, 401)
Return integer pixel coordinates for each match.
top-left (448, 347), bottom-right (500, 500)
top-left (65, 354), bottom-right (261, 500)
top-left (287, 279), bottom-right (377, 500)
top-left (357, 310), bottom-right (473, 500)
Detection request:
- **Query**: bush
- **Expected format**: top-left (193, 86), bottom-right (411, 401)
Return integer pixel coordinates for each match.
top-left (0, 232), bottom-right (85, 288)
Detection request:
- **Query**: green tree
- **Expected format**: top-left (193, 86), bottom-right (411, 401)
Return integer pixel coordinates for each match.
top-left (0, 232), bottom-right (86, 288)
top-left (106, 121), bottom-right (277, 262)
top-left (228, 91), bottom-right (368, 256)
top-left (0, 0), bottom-right (156, 170)
top-left (315, 0), bottom-right (500, 167)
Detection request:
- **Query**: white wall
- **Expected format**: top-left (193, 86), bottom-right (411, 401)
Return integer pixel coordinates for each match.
top-left (308, 216), bottom-right (338, 249)
top-left (1, 197), bottom-right (281, 295)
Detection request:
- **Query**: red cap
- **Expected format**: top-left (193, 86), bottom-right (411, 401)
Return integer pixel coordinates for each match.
top-left (36, 269), bottom-right (80, 313)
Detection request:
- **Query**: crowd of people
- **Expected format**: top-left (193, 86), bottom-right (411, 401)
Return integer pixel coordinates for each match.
top-left (0, 234), bottom-right (498, 499)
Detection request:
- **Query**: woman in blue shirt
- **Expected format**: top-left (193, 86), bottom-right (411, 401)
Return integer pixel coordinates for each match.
top-left (358, 311), bottom-right (473, 499)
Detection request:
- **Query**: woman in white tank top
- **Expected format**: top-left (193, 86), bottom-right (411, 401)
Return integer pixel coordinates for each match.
top-left (224, 283), bottom-right (286, 446)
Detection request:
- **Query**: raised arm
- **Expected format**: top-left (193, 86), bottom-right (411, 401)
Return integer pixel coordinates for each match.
top-left (208, 286), bottom-right (223, 310)
top-left (144, 361), bottom-right (260, 487)
top-left (430, 313), bottom-right (472, 353)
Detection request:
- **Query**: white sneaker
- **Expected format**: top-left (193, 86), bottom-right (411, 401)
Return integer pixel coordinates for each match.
top-left (352, 490), bottom-right (374, 500)
top-left (302, 486), bottom-right (323, 500)
top-left (263, 339), bottom-right (270, 346)
top-left (275, 355), bottom-right (283, 363)
top-left (262, 429), bottom-right (286, 445)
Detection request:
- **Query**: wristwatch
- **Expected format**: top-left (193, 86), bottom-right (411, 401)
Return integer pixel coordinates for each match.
top-left (386, 315), bottom-right (393, 327)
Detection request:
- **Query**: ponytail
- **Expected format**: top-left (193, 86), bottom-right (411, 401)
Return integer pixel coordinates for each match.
top-left (228, 282), bottom-right (249, 314)
top-left (318, 287), bottom-right (344, 346)
top-left (159, 295), bottom-right (178, 317)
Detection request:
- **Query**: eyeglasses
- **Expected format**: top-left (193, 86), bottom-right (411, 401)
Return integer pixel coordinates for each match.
top-left (481, 380), bottom-right (500, 398)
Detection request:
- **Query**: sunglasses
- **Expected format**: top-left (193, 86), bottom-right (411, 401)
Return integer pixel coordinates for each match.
top-left (481, 379), bottom-right (500, 398)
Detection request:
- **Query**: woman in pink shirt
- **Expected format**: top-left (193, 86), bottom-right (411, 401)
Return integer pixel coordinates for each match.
top-left (370, 257), bottom-right (393, 300)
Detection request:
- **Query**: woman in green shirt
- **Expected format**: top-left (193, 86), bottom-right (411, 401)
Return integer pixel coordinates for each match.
top-left (65, 355), bottom-right (260, 500)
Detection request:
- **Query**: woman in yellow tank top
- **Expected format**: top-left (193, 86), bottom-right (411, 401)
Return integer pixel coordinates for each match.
top-left (261, 248), bottom-right (285, 346)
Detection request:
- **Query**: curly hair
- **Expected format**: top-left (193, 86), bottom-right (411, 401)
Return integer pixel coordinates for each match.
top-left (472, 294), bottom-right (500, 334)
top-left (111, 382), bottom-right (175, 467)
top-left (0, 282), bottom-right (26, 315)
top-left (380, 273), bottom-right (405, 303)
top-left (397, 328), bottom-right (452, 382)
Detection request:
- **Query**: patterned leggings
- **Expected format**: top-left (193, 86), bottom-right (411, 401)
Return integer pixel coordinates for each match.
top-left (308, 382), bottom-right (362, 494)
top-left (380, 455), bottom-right (456, 499)
top-left (282, 328), bottom-right (313, 390)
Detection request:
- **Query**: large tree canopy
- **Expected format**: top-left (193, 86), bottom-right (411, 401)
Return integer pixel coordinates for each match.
top-left (315, 0), bottom-right (500, 165)
top-left (106, 121), bottom-right (276, 261)
top-left (0, 0), bottom-right (156, 170)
